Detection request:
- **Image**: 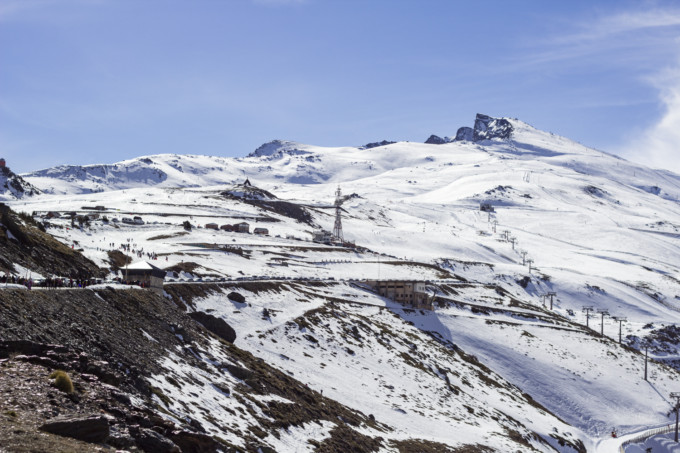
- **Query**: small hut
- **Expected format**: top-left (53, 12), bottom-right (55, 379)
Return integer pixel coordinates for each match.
top-left (124, 261), bottom-right (166, 293)
top-left (235, 222), bottom-right (250, 233)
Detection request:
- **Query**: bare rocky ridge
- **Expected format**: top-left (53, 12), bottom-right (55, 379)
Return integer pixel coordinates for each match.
top-left (0, 203), bottom-right (102, 278)
top-left (0, 166), bottom-right (41, 200)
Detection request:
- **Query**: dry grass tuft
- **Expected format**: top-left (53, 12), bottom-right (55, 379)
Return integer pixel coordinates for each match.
top-left (49, 370), bottom-right (74, 394)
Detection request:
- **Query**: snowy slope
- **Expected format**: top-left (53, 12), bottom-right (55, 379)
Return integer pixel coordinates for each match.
top-left (7, 114), bottom-right (680, 451)
top-left (0, 166), bottom-right (41, 201)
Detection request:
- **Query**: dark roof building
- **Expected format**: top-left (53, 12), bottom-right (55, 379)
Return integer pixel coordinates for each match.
top-left (124, 261), bottom-right (166, 293)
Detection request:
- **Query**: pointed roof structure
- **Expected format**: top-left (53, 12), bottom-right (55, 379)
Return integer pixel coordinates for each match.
top-left (126, 260), bottom-right (166, 278)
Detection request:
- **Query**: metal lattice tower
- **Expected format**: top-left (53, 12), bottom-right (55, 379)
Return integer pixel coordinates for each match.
top-left (332, 186), bottom-right (344, 243)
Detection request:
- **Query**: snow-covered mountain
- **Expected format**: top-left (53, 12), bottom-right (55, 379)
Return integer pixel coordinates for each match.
top-left (6, 114), bottom-right (680, 452)
top-left (0, 165), bottom-right (41, 201)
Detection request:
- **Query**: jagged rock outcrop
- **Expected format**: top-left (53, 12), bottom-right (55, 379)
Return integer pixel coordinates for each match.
top-left (0, 167), bottom-right (41, 200)
top-left (473, 113), bottom-right (513, 141)
top-left (454, 126), bottom-right (474, 142)
top-left (363, 140), bottom-right (396, 149)
top-left (424, 135), bottom-right (447, 145)
top-left (453, 114), bottom-right (514, 142)
top-left (248, 140), bottom-right (309, 158)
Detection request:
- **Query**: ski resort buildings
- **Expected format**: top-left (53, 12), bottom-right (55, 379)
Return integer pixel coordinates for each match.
top-left (313, 230), bottom-right (333, 244)
top-left (365, 280), bottom-right (433, 310)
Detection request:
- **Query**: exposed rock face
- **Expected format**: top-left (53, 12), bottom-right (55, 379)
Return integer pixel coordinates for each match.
top-left (133, 427), bottom-right (180, 453)
top-left (454, 127), bottom-right (474, 142)
top-left (425, 135), bottom-right (447, 145)
top-left (0, 204), bottom-right (103, 277)
top-left (24, 161), bottom-right (167, 194)
top-left (248, 140), bottom-right (309, 158)
top-left (0, 167), bottom-right (41, 200)
top-left (39, 416), bottom-right (110, 443)
top-left (189, 311), bottom-right (237, 343)
top-left (363, 140), bottom-right (396, 149)
top-left (473, 113), bottom-right (513, 141)
top-left (225, 363), bottom-right (253, 381)
top-left (169, 430), bottom-right (222, 453)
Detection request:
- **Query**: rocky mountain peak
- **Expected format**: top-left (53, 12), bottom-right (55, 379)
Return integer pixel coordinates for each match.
top-left (424, 134), bottom-right (447, 145)
top-left (362, 140), bottom-right (396, 149)
top-left (472, 113), bottom-right (513, 141)
top-left (249, 140), bottom-right (305, 158)
top-left (432, 113), bottom-right (514, 145)
top-left (0, 166), bottom-right (41, 200)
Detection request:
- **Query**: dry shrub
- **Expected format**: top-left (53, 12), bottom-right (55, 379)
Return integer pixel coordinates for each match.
top-left (49, 370), bottom-right (74, 394)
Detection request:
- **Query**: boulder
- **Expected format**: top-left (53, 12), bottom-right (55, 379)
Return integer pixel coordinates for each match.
top-left (225, 363), bottom-right (253, 381)
top-left (169, 429), bottom-right (222, 453)
top-left (135, 427), bottom-right (180, 453)
top-left (189, 311), bottom-right (236, 343)
top-left (227, 291), bottom-right (245, 303)
top-left (454, 126), bottom-right (474, 142)
top-left (424, 134), bottom-right (446, 145)
top-left (39, 415), bottom-right (110, 443)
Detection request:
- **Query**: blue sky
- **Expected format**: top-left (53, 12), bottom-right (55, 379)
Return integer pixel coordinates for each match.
top-left (2, 0), bottom-right (680, 173)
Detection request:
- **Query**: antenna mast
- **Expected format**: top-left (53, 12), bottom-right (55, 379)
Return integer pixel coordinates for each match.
top-left (333, 186), bottom-right (344, 243)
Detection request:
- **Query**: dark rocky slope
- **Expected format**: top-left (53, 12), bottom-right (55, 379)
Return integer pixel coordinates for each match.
top-left (0, 287), bottom-right (387, 452)
top-left (0, 203), bottom-right (102, 278)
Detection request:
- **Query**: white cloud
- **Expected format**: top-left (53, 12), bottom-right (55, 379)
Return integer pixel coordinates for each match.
top-left (513, 8), bottom-right (680, 70)
top-left (621, 65), bottom-right (680, 173)
top-left (517, 6), bottom-right (680, 173)
top-left (560, 9), bottom-right (680, 42)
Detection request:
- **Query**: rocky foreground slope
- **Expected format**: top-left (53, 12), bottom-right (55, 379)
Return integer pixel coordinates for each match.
top-left (0, 286), bottom-right (396, 453)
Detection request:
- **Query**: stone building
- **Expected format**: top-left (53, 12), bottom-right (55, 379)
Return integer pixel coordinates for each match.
top-left (365, 280), bottom-right (433, 310)
top-left (124, 261), bottom-right (166, 293)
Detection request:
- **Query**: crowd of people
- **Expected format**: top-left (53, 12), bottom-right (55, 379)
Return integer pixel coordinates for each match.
top-left (0, 272), bottom-right (161, 290)
top-left (0, 273), bottom-right (99, 289)
top-left (117, 238), bottom-right (160, 261)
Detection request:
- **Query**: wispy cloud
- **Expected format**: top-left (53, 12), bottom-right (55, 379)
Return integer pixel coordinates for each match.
top-left (621, 65), bottom-right (680, 172)
top-left (557, 9), bottom-right (680, 43)
top-left (511, 8), bottom-right (680, 70)
top-left (514, 6), bottom-right (680, 172)
top-left (0, 0), bottom-right (107, 23)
